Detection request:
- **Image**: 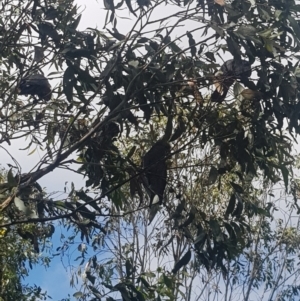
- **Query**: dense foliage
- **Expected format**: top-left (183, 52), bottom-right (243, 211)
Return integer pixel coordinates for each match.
top-left (0, 166), bottom-right (48, 301)
top-left (1, 0), bottom-right (300, 299)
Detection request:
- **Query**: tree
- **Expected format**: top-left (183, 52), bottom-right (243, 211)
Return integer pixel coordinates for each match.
top-left (0, 166), bottom-right (48, 301)
top-left (65, 180), bottom-right (300, 301)
top-left (1, 0), bottom-right (300, 299)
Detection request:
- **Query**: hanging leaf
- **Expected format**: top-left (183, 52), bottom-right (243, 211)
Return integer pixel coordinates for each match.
top-left (70, 15), bottom-right (82, 30)
top-left (104, 0), bottom-right (115, 10)
top-left (126, 146), bottom-right (136, 159)
top-left (180, 206), bottom-right (196, 228)
top-left (230, 182), bottom-right (244, 193)
top-left (137, 0), bottom-right (151, 7)
top-left (232, 193), bottom-right (243, 217)
top-left (125, 0), bottom-right (137, 16)
top-left (163, 114), bottom-right (173, 141)
top-left (73, 292), bottom-right (84, 299)
top-left (225, 194), bottom-right (236, 216)
top-left (280, 165), bottom-right (289, 189)
top-left (170, 117), bottom-right (186, 142)
top-left (288, 15), bottom-right (300, 42)
top-left (205, 51), bottom-right (216, 62)
top-left (63, 66), bottom-right (75, 102)
top-left (236, 25), bottom-right (257, 38)
top-left (172, 249), bottom-right (192, 273)
top-left (162, 274), bottom-right (173, 289)
top-left (125, 259), bottom-right (133, 277)
top-left (207, 166), bottom-right (218, 185)
top-left (7, 168), bottom-right (17, 187)
top-left (38, 22), bottom-right (60, 44)
top-left (187, 31), bottom-right (196, 57)
top-left (34, 46), bottom-right (44, 62)
top-left (86, 271), bottom-right (96, 284)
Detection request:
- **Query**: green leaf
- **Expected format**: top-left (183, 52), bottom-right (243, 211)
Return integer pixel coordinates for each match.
top-left (172, 249), bottom-right (192, 273)
top-left (88, 285), bottom-right (102, 297)
top-left (225, 194), bottom-right (236, 216)
top-left (163, 274), bottom-right (173, 288)
top-left (53, 200), bottom-right (73, 211)
top-left (264, 39), bottom-right (274, 53)
top-left (104, 0), bottom-right (115, 10)
top-left (138, 276), bottom-right (151, 288)
top-left (141, 271), bottom-right (156, 278)
top-left (207, 166), bottom-right (218, 185)
top-left (236, 25), bottom-right (256, 38)
top-left (111, 189), bottom-right (124, 210)
top-left (125, 0), bottom-right (137, 16)
top-left (7, 168), bottom-right (17, 187)
top-left (257, 6), bottom-right (271, 21)
top-left (27, 148), bottom-right (36, 156)
top-left (232, 193), bottom-right (243, 218)
top-left (126, 146), bottom-right (136, 159)
top-left (170, 118), bottom-right (186, 142)
top-left (73, 292), bottom-right (83, 298)
top-left (194, 232), bottom-right (206, 245)
top-left (274, 10), bottom-right (282, 20)
top-left (258, 28), bottom-right (273, 38)
top-left (125, 259), bottom-right (132, 277)
top-left (227, 36), bottom-right (242, 57)
top-left (288, 15), bottom-right (300, 42)
top-left (210, 23), bottom-right (224, 37)
top-left (136, 290), bottom-right (146, 301)
top-left (76, 190), bottom-right (93, 202)
top-left (65, 49), bottom-right (91, 59)
top-left (164, 114), bottom-right (173, 141)
top-left (187, 31), bottom-right (196, 57)
top-left (230, 182), bottom-right (244, 193)
top-left (223, 222), bottom-right (237, 242)
top-left (70, 15), bottom-right (82, 30)
top-left (166, 41), bottom-right (182, 53)
top-left (280, 165), bottom-right (289, 189)
top-left (205, 51), bottom-right (216, 62)
top-left (38, 22), bottom-right (60, 43)
top-left (45, 7), bottom-right (60, 20)
top-left (137, 37), bottom-right (149, 43)
top-left (209, 219), bottom-right (221, 236)
top-left (86, 271), bottom-right (96, 284)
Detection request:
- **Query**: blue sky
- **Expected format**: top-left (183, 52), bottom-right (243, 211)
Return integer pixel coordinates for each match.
top-left (24, 220), bottom-right (81, 299)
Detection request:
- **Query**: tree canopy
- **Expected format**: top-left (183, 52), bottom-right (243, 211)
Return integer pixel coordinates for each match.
top-left (1, 0), bottom-right (300, 299)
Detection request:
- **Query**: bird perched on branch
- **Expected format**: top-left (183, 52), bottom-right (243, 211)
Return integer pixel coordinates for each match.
top-left (143, 140), bottom-right (170, 206)
top-left (18, 73), bottom-right (52, 101)
top-left (212, 59), bottom-right (252, 103)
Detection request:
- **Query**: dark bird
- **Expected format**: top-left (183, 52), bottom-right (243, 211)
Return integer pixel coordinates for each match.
top-left (143, 140), bottom-right (170, 205)
top-left (18, 73), bottom-right (52, 101)
top-left (212, 59), bottom-right (252, 103)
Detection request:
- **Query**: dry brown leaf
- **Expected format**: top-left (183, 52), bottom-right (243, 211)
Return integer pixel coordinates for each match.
top-left (215, 0), bottom-right (225, 6)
